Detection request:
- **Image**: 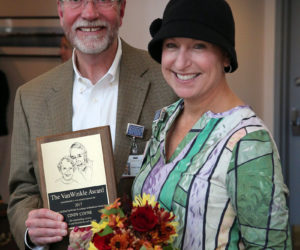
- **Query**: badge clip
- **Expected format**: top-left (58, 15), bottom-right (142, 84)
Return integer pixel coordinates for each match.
top-left (126, 123), bottom-right (145, 155)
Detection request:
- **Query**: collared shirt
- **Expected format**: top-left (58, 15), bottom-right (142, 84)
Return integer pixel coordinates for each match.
top-left (72, 37), bottom-right (122, 150)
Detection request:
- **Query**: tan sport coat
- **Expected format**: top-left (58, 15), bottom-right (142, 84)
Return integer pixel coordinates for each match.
top-left (8, 40), bottom-right (177, 249)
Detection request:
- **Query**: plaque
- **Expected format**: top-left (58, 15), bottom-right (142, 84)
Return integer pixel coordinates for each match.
top-left (36, 126), bottom-right (117, 228)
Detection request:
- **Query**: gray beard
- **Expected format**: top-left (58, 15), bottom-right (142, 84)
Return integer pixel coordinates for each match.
top-left (64, 19), bottom-right (119, 55)
top-left (72, 30), bottom-right (117, 54)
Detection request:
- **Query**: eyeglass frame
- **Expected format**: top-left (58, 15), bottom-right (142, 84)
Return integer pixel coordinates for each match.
top-left (59, 0), bottom-right (122, 9)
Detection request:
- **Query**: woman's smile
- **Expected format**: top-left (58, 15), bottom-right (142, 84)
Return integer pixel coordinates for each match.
top-left (174, 72), bottom-right (201, 81)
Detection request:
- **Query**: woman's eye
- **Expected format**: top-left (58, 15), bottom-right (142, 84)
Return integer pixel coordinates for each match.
top-left (164, 43), bottom-right (177, 49)
top-left (194, 43), bottom-right (206, 50)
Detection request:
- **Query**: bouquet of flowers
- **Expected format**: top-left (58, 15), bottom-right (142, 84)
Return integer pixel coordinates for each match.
top-left (68, 194), bottom-right (178, 250)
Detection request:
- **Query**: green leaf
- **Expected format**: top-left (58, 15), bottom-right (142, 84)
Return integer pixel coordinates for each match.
top-left (118, 209), bottom-right (125, 217)
top-left (98, 226), bottom-right (113, 236)
top-left (163, 244), bottom-right (176, 250)
top-left (101, 208), bottom-right (125, 217)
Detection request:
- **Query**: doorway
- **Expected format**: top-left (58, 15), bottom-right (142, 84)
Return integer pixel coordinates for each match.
top-left (275, 0), bottom-right (300, 229)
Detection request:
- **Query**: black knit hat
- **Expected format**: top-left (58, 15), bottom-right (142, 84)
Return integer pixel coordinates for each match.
top-left (148, 0), bottom-right (238, 73)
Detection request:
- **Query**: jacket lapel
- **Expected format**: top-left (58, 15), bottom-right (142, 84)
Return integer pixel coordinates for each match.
top-left (117, 66), bottom-right (150, 129)
top-left (46, 61), bottom-right (74, 135)
top-left (114, 41), bottom-right (151, 180)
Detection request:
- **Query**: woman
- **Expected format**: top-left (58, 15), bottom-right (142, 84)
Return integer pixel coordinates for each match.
top-left (132, 0), bottom-right (292, 249)
top-left (56, 156), bottom-right (78, 185)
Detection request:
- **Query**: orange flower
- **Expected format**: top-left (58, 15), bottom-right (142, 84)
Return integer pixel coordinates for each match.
top-left (107, 214), bottom-right (125, 229)
top-left (110, 233), bottom-right (130, 249)
top-left (105, 198), bottom-right (121, 210)
top-left (157, 207), bottom-right (175, 225)
top-left (150, 223), bottom-right (177, 244)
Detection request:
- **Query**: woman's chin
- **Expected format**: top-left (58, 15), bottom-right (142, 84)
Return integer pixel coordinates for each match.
top-left (174, 90), bottom-right (195, 100)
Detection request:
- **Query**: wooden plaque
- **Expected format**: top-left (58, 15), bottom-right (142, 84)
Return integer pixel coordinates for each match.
top-left (36, 126), bottom-right (117, 228)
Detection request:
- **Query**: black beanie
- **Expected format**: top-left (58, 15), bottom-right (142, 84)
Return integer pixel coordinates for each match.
top-left (148, 0), bottom-right (238, 73)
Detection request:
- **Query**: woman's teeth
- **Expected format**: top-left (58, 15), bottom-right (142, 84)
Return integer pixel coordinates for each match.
top-left (176, 73), bottom-right (199, 80)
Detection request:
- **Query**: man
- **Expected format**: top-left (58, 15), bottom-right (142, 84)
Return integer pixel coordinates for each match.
top-left (8, 0), bottom-right (177, 249)
top-left (69, 142), bottom-right (93, 183)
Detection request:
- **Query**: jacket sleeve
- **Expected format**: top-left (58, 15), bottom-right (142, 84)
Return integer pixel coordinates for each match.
top-left (7, 87), bottom-right (43, 250)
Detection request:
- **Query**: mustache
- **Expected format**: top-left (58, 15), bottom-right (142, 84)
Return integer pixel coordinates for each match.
top-left (72, 19), bottom-right (109, 30)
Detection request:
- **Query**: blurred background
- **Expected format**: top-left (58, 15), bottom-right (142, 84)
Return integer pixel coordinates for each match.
top-left (0, 0), bottom-right (299, 248)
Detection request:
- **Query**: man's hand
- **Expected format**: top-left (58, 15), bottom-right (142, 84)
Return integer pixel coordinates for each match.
top-left (25, 208), bottom-right (68, 246)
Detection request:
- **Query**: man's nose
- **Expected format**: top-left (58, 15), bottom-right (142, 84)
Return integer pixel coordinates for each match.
top-left (81, 0), bottom-right (100, 20)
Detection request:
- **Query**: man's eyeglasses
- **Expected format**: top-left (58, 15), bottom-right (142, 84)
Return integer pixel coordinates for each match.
top-left (61, 0), bottom-right (120, 9)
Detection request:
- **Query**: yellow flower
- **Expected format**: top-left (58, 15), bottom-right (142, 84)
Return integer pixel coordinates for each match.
top-left (133, 193), bottom-right (158, 208)
top-left (167, 221), bottom-right (179, 243)
top-left (168, 221), bottom-right (179, 243)
top-left (88, 241), bottom-right (98, 250)
top-left (91, 220), bottom-right (108, 234)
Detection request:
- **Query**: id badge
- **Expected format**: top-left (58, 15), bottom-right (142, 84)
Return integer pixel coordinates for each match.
top-left (123, 154), bottom-right (144, 177)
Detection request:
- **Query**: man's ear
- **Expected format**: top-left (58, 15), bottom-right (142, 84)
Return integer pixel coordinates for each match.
top-left (119, 0), bottom-right (126, 27)
top-left (57, 0), bottom-right (64, 27)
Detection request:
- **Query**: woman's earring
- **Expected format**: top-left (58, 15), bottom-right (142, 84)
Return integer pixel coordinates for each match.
top-left (224, 65), bottom-right (232, 73)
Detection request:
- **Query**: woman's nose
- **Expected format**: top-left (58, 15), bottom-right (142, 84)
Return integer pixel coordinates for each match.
top-left (174, 49), bottom-right (192, 70)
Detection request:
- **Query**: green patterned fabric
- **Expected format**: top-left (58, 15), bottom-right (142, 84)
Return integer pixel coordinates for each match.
top-left (132, 99), bottom-right (291, 249)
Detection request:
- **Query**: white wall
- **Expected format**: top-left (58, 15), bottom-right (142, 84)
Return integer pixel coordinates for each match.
top-left (226, 0), bottom-right (264, 122)
top-left (120, 0), bottom-right (169, 50)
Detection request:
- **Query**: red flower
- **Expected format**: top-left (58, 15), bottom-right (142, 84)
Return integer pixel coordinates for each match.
top-left (93, 233), bottom-right (113, 250)
top-left (130, 205), bottom-right (159, 232)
